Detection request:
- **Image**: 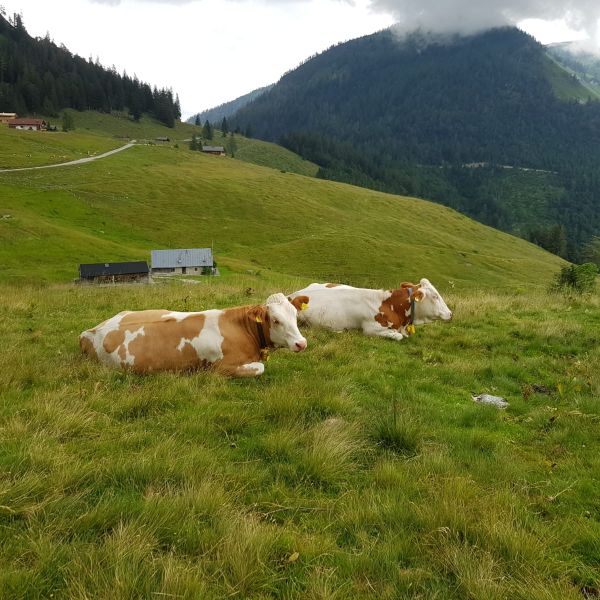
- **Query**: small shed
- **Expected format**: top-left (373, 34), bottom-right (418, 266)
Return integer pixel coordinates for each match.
top-left (155, 136), bottom-right (170, 142)
top-left (201, 145), bottom-right (226, 156)
top-left (0, 112), bottom-right (17, 124)
top-left (8, 118), bottom-right (47, 131)
top-left (79, 261), bottom-right (150, 284)
top-left (151, 248), bottom-right (217, 275)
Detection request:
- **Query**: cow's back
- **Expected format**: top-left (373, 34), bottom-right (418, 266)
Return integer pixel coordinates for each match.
top-left (80, 309), bottom-right (223, 373)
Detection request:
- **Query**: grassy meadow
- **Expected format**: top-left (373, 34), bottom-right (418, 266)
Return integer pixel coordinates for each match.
top-left (0, 113), bottom-right (599, 598)
top-left (1, 276), bottom-right (599, 599)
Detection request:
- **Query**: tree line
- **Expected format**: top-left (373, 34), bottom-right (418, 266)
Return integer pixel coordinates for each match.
top-left (0, 11), bottom-right (180, 127)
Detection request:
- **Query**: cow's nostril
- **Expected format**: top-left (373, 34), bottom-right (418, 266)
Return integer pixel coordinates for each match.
top-left (295, 340), bottom-right (307, 350)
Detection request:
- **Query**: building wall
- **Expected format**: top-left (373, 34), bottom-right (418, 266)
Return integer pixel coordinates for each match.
top-left (152, 266), bottom-right (214, 275)
top-left (80, 274), bottom-right (150, 284)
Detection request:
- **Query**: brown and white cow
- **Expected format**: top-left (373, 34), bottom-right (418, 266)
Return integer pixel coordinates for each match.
top-left (288, 279), bottom-right (452, 341)
top-left (79, 293), bottom-right (309, 377)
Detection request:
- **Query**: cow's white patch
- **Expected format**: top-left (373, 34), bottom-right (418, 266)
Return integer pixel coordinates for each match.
top-left (120, 326), bottom-right (145, 366)
top-left (162, 310), bottom-right (204, 322)
top-left (192, 309), bottom-right (224, 363)
top-left (241, 361), bottom-right (264, 375)
top-left (84, 311), bottom-right (131, 368)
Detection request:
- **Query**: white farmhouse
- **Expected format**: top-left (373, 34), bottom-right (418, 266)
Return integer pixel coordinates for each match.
top-left (151, 248), bottom-right (217, 275)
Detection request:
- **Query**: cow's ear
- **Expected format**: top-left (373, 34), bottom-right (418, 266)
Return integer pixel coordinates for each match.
top-left (249, 305), bottom-right (268, 323)
top-left (288, 295), bottom-right (310, 312)
top-left (400, 281), bottom-right (417, 289)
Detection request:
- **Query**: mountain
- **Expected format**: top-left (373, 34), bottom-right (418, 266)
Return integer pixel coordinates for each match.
top-left (187, 85), bottom-right (273, 126)
top-left (0, 12), bottom-right (180, 126)
top-left (232, 26), bottom-right (600, 260)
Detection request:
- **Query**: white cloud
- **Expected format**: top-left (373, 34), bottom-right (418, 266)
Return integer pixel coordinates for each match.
top-left (368, 0), bottom-right (600, 41)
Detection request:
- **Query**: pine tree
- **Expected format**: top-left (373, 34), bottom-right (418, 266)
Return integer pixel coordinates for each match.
top-left (195, 114), bottom-right (200, 126)
top-left (61, 110), bottom-right (74, 131)
top-left (221, 117), bottom-right (228, 136)
top-left (202, 119), bottom-right (213, 140)
top-left (226, 132), bottom-right (237, 157)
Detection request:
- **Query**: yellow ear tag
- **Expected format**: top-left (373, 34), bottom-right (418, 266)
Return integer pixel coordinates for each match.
top-left (260, 348), bottom-right (270, 361)
top-left (255, 316), bottom-right (262, 323)
top-left (406, 324), bottom-right (416, 335)
top-left (414, 297), bottom-right (421, 302)
top-left (300, 302), bottom-right (309, 311)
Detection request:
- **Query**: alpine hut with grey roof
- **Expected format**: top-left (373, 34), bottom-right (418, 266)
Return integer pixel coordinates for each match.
top-left (151, 248), bottom-right (217, 275)
top-left (201, 145), bottom-right (225, 156)
top-left (79, 261), bottom-right (150, 284)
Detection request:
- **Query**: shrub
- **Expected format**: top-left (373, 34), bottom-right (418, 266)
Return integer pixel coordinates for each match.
top-left (551, 263), bottom-right (598, 294)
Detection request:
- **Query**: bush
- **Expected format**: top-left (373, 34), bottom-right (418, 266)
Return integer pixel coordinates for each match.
top-left (551, 262), bottom-right (598, 294)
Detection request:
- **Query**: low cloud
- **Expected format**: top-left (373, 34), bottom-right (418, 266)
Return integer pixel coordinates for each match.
top-left (368, 0), bottom-right (600, 40)
top-left (88, 0), bottom-right (600, 43)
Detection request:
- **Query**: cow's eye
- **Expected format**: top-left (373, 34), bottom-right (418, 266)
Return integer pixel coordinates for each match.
top-left (273, 319), bottom-right (280, 325)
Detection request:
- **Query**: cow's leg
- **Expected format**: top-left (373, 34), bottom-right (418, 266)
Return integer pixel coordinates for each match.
top-left (361, 321), bottom-right (406, 341)
top-left (217, 361), bottom-right (265, 378)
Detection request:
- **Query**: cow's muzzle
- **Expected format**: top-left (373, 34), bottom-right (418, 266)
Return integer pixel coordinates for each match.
top-left (293, 339), bottom-right (307, 352)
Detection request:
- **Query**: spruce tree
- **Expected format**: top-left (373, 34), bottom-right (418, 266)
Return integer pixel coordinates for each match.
top-left (202, 119), bottom-right (213, 140)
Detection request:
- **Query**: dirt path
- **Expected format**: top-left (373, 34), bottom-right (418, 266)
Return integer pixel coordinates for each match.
top-left (0, 141), bottom-right (137, 173)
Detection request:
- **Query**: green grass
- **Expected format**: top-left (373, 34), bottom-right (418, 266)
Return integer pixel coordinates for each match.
top-left (0, 136), bottom-right (564, 287)
top-left (0, 124), bottom-right (123, 169)
top-left (1, 113), bottom-right (597, 598)
top-left (58, 110), bottom-right (199, 141)
top-left (545, 51), bottom-right (600, 101)
top-left (0, 110), bottom-right (318, 177)
top-left (232, 134), bottom-right (319, 177)
top-left (0, 277), bottom-right (598, 599)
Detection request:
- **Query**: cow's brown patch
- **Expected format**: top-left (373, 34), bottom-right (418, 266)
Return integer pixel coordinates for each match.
top-left (325, 283), bottom-right (340, 288)
top-left (79, 335), bottom-right (97, 359)
top-left (217, 305), bottom-right (271, 375)
top-left (100, 310), bottom-right (206, 373)
top-left (288, 295), bottom-right (310, 312)
top-left (375, 285), bottom-right (419, 330)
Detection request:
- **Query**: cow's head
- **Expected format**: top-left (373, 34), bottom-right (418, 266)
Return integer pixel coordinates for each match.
top-left (265, 293), bottom-right (307, 352)
top-left (407, 278), bottom-right (452, 324)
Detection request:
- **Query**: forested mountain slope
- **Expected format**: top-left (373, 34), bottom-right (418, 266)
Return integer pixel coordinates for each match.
top-left (187, 85), bottom-right (273, 127)
top-left (233, 27), bottom-right (600, 260)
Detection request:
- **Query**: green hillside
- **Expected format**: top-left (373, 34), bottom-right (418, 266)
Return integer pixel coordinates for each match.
top-left (0, 136), bottom-right (563, 287)
top-left (0, 110), bottom-right (317, 176)
top-left (543, 53), bottom-right (600, 101)
top-left (546, 43), bottom-right (600, 99)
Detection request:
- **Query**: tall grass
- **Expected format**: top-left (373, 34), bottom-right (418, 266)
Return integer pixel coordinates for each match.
top-left (0, 277), bottom-right (598, 598)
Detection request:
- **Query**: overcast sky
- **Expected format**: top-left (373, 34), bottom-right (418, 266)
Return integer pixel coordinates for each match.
top-left (3, 1), bottom-right (595, 119)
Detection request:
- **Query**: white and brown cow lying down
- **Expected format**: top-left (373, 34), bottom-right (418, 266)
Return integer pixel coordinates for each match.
top-left (79, 293), bottom-right (309, 377)
top-left (289, 279), bottom-right (452, 341)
